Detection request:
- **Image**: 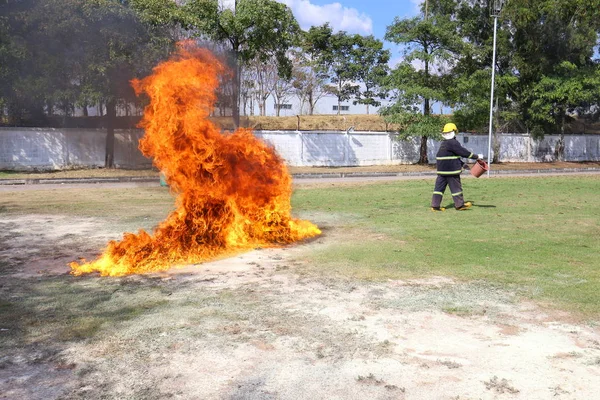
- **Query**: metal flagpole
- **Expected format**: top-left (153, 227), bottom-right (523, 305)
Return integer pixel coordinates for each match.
top-left (487, 0), bottom-right (504, 177)
top-left (487, 1), bottom-right (505, 177)
top-left (487, 15), bottom-right (498, 177)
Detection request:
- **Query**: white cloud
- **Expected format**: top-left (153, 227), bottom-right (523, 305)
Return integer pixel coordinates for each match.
top-left (278, 0), bottom-right (372, 34)
top-left (217, 0), bottom-right (372, 35)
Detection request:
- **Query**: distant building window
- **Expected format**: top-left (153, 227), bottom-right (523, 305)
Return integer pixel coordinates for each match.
top-left (333, 105), bottom-right (350, 111)
top-left (274, 103), bottom-right (292, 110)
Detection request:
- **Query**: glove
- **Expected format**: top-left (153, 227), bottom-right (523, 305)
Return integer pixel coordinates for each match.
top-left (477, 154), bottom-right (484, 160)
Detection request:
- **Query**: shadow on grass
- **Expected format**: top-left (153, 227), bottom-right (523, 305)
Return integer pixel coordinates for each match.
top-left (443, 201), bottom-right (497, 209)
top-left (0, 270), bottom-right (189, 398)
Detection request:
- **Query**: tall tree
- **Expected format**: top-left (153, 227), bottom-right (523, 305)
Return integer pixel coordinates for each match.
top-left (0, 0), bottom-right (84, 124)
top-left (0, 1), bottom-right (24, 123)
top-left (291, 64), bottom-right (328, 115)
top-left (447, 0), bottom-right (600, 138)
top-left (505, 0), bottom-right (600, 134)
top-left (247, 58), bottom-right (277, 116)
top-left (352, 35), bottom-right (390, 114)
top-left (184, 0), bottom-right (300, 127)
top-left (528, 61), bottom-right (600, 158)
top-left (293, 25), bottom-right (332, 115)
top-left (383, 4), bottom-right (461, 163)
top-left (272, 71), bottom-right (295, 117)
top-left (445, 0), bottom-right (510, 133)
top-left (323, 31), bottom-right (360, 115)
top-left (240, 72), bottom-right (255, 116)
top-left (85, 0), bottom-right (174, 167)
top-left (0, 0), bottom-right (174, 167)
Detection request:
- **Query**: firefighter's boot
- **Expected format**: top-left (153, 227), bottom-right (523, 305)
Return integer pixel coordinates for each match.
top-left (456, 201), bottom-right (472, 211)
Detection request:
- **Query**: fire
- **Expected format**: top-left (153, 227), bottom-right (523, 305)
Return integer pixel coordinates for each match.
top-left (70, 43), bottom-right (320, 277)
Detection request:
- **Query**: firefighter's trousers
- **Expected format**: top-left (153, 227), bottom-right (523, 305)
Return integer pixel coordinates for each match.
top-left (431, 175), bottom-right (465, 209)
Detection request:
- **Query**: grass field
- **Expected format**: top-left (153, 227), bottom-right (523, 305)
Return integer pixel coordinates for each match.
top-left (291, 175), bottom-right (600, 317)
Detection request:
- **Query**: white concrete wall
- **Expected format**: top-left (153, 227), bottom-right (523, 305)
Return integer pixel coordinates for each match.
top-left (1, 127), bottom-right (599, 171)
top-left (0, 128), bottom-right (151, 170)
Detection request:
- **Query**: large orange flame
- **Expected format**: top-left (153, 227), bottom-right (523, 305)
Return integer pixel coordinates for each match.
top-left (70, 43), bottom-right (320, 277)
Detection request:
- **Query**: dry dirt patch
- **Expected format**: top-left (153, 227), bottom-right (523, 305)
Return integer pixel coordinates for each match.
top-left (1, 215), bottom-right (599, 399)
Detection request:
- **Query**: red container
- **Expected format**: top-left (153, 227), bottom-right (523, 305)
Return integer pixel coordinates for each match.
top-left (470, 159), bottom-right (489, 178)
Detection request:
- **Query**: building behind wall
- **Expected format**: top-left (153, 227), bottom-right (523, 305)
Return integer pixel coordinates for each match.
top-left (248, 93), bottom-right (388, 117)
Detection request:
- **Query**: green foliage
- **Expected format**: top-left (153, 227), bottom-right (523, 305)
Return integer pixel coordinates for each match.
top-left (379, 103), bottom-right (448, 140)
top-left (385, 14), bottom-right (461, 66)
top-left (183, 0), bottom-right (300, 124)
top-left (382, 7), bottom-right (460, 152)
top-left (292, 24), bottom-right (334, 114)
top-left (503, 0), bottom-right (600, 131)
top-left (387, 0), bottom-right (600, 135)
top-left (295, 25), bottom-right (390, 116)
top-left (0, 0), bottom-right (173, 125)
top-left (352, 35), bottom-right (390, 114)
top-left (129, 0), bottom-right (187, 27)
top-left (3, 0), bottom-right (600, 139)
top-left (323, 31), bottom-right (361, 113)
top-left (528, 62), bottom-right (600, 134)
top-left (380, 7), bottom-right (461, 163)
top-left (183, 0), bottom-right (300, 72)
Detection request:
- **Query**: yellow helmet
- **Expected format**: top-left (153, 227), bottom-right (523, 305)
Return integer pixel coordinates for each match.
top-left (442, 123), bottom-right (458, 133)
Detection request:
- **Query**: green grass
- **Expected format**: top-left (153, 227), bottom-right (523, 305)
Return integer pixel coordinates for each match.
top-left (292, 176), bottom-right (600, 316)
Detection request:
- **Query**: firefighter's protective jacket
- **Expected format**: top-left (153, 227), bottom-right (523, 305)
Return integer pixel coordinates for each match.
top-left (436, 138), bottom-right (478, 175)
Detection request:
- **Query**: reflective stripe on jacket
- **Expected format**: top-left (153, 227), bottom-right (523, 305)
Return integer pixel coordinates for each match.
top-left (435, 138), bottom-right (478, 175)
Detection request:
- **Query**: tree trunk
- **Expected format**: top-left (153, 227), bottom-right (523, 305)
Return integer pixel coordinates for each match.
top-left (493, 96), bottom-right (499, 163)
top-left (257, 100), bottom-right (263, 116)
top-left (232, 50), bottom-right (241, 128)
top-left (419, 97), bottom-right (430, 164)
top-left (105, 99), bottom-right (116, 169)
top-left (555, 109), bottom-right (566, 161)
top-left (418, 135), bottom-right (428, 164)
top-left (28, 103), bottom-right (45, 125)
top-left (419, 53), bottom-right (431, 165)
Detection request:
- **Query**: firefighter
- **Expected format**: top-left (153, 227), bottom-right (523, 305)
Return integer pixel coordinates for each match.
top-left (431, 123), bottom-right (483, 211)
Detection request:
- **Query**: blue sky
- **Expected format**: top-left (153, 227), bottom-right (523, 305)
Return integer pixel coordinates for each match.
top-left (278, 0), bottom-right (423, 40)
top-left (222, 1), bottom-right (423, 42)
top-left (274, 0), bottom-right (424, 66)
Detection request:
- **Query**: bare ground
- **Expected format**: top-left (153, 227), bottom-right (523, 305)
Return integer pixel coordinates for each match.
top-left (1, 212), bottom-right (600, 400)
